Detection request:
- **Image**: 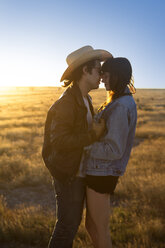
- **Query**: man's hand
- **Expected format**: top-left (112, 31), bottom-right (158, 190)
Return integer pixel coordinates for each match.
top-left (92, 118), bottom-right (105, 139)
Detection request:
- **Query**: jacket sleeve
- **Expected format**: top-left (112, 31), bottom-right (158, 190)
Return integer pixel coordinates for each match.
top-left (49, 99), bottom-right (97, 152)
top-left (87, 103), bottom-right (129, 160)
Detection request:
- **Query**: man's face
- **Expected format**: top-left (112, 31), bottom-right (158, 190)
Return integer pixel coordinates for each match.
top-left (86, 60), bottom-right (101, 90)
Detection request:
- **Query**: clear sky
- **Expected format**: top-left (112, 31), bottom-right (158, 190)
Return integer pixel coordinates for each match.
top-left (0, 0), bottom-right (164, 88)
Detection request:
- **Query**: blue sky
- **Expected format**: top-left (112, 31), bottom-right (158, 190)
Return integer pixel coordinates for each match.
top-left (0, 0), bottom-right (165, 88)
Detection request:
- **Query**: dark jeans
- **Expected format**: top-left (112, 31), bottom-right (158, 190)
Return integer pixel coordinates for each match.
top-left (48, 177), bottom-right (86, 248)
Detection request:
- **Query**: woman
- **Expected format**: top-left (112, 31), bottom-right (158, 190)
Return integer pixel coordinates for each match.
top-left (83, 57), bottom-right (137, 248)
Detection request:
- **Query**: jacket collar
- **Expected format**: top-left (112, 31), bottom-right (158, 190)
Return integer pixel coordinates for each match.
top-left (69, 83), bottom-right (95, 116)
top-left (71, 83), bottom-right (85, 107)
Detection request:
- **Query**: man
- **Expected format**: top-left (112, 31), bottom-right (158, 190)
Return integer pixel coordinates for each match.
top-left (42, 45), bottom-right (112, 248)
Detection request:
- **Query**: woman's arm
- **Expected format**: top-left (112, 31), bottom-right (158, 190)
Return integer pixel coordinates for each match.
top-left (87, 103), bottom-right (129, 160)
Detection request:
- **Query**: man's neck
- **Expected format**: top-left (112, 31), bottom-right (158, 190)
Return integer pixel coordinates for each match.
top-left (77, 79), bottom-right (90, 97)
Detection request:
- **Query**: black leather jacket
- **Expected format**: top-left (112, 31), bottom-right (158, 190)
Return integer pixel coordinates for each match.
top-left (42, 83), bottom-right (97, 182)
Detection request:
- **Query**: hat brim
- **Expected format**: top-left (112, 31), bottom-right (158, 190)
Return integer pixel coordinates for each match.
top-left (60, 49), bottom-right (113, 82)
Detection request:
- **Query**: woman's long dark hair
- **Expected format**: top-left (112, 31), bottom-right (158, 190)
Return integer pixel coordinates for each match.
top-left (98, 57), bottom-right (136, 112)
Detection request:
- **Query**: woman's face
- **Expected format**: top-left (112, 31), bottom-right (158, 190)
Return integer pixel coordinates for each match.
top-left (101, 72), bottom-right (111, 91)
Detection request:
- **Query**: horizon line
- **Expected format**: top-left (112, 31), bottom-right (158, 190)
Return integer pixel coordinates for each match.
top-left (0, 86), bottom-right (164, 90)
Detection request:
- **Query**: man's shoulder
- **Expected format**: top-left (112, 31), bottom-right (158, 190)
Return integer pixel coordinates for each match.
top-left (48, 88), bottom-right (76, 114)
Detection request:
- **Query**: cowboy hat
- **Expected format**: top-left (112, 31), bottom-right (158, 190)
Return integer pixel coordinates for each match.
top-left (60, 45), bottom-right (113, 82)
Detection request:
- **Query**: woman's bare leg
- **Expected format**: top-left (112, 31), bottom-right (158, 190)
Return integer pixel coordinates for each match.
top-left (85, 186), bottom-right (112, 248)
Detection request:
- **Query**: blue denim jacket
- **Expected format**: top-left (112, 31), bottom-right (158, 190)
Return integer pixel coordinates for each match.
top-left (82, 87), bottom-right (137, 177)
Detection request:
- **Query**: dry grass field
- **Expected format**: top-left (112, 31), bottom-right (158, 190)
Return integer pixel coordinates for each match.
top-left (0, 87), bottom-right (165, 248)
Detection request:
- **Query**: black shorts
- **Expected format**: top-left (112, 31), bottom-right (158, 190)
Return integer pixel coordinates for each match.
top-left (86, 175), bottom-right (119, 194)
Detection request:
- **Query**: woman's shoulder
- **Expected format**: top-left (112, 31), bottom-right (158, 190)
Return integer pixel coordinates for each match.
top-left (114, 94), bottom-right (136, 109)
top-left (105, 99), bottom-right (125, 112)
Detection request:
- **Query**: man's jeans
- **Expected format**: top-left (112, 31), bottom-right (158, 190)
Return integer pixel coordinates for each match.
top-left (48, 177), bottom-right (86, 248)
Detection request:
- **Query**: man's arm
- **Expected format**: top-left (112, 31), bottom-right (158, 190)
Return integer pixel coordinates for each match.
top-left (49, 99), bottom-right (97, 152)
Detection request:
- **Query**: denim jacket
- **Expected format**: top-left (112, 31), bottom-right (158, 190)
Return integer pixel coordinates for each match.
top-left (82, 87), bottom-right (137, 177)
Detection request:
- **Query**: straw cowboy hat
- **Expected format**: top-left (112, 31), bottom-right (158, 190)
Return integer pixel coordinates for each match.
top-left (60, 45), bottom-right (113, 82)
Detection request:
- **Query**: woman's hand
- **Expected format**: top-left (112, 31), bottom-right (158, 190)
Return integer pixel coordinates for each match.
top-left (92, 118), bottom-right (105, 139)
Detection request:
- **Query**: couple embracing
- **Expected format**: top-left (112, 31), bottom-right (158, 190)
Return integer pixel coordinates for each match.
top-left (42, 45), bottom-right (137, 248)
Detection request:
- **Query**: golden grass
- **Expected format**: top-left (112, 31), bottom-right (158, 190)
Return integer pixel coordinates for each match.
top-left (0, 87), bottom-right (165, 247)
